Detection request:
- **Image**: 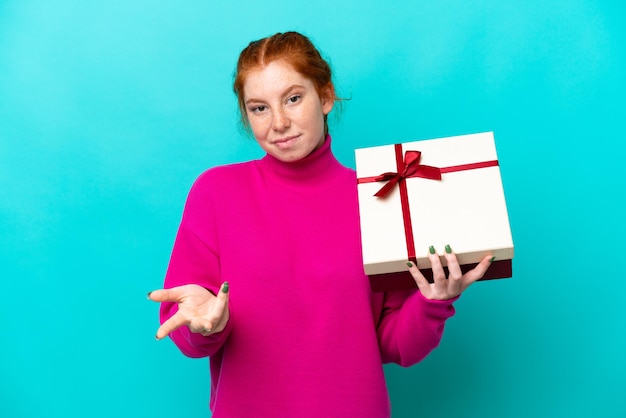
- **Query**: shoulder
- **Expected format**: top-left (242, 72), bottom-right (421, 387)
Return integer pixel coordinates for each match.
top-left (191, 160), bottom-right (258, 191)
top-left (181, 160), bottom-right (259, 211)
top-left (339, 164), bottom-right (356, 179)
top-left (333, 163), bottom-right (358, 187)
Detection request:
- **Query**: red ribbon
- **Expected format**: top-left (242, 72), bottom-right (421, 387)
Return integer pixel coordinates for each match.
top-left (357, 143), bottom-right (499, 261)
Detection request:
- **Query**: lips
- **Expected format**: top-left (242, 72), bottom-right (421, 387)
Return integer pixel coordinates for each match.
top-left (272, 134), bottom-right (301, 149)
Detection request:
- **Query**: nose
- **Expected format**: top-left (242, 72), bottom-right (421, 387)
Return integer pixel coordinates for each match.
top-left (271, 108), bottom-right (290, 132)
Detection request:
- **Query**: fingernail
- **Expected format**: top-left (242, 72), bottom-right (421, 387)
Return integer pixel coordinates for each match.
top-left (407, 261), bottom-right (413, 267)
top-left (445, 244), bottom-right (452, 254)
top-left (489, 256), bottom-right (496, 263)
top-left (147, 291), bottom-right (153, 300)
top-left (429, 245), bottom-right (436, 254)
top-left (155, 335), bottom-right (161, 341)
top-left (222, 282), bottom-right (229, 293)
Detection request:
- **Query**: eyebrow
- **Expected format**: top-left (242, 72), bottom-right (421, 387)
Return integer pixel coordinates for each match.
top-left (245, 84), bottom-right (306, 105)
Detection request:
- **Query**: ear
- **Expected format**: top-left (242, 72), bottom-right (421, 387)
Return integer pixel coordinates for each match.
top-left (320, 83), bottom-right (335, 115)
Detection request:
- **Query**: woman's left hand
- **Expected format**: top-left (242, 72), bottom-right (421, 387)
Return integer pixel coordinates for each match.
top-left (407, 245), bottom-right (494, 300)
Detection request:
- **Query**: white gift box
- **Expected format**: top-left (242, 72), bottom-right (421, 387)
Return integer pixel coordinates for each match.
top-left (355, 132), bottom-right (514, 292)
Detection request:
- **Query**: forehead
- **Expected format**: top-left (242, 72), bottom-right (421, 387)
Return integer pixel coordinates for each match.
top-left (243, 60), bottom-right (315, 100)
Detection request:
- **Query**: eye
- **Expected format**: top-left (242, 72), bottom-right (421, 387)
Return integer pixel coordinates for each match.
top-left (249, 105), bottom-right (267, 114)
top-left (287, 95), bottom-right (301, 104)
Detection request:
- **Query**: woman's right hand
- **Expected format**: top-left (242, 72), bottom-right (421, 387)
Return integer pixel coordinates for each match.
top-left (148, 282), bottom-right (230, 340)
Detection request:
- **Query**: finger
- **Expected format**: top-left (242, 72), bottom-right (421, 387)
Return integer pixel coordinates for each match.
top-left (194, 282), bottom-right (230, 336)
top-left (462, 255), bottom-right (495, 284)
top-left (188, 320), bottom-right (205, 333)
top-left (211, 281), bottom-right (230, 317)
top-left (148, 287), bottom-right (188, 303)
top-left (443, 245), bottom-right (463, 294)
top-left (189, 320), bottom-right (213, 334)
top-left (211, 308), bottom-right (230, 333)
top-left (406, 261), bottom-right (431, 295)
top-left (199, 319), bottom-right (219, 336)
top-left (427, 246), bottom-right (446, 286)
top-left (156, 311), bottom-right (188, 340)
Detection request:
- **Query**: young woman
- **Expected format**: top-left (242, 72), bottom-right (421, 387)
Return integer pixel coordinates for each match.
top-left (149, 31), bottom-right (493, 417)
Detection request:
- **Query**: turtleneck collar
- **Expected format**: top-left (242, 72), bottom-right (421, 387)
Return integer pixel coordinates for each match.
top-left (257, 134), bottom-right (344, 184)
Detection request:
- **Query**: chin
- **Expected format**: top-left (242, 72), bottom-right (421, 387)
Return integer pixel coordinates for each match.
top-left (272, 149), bottom-right (311, 163)
top-left (275, 153), bottom-right (304, 163)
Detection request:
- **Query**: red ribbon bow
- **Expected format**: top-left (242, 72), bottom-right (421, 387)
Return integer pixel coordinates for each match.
top-left (372, 149), bottom-right (442, 197)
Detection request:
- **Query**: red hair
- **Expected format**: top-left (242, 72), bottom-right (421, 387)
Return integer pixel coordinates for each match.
top-left (233, 31), bottom-right (337, 132)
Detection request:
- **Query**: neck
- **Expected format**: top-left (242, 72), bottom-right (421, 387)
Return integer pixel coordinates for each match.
top-left (258, 134), bottom-right (342, 183)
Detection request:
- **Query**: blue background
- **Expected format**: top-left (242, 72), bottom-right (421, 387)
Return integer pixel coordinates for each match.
top-left (1, 1), bottom-right (624, 417)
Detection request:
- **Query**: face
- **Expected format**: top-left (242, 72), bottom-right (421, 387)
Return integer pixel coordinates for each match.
top-left (243, 60), bottom-right (334, 163)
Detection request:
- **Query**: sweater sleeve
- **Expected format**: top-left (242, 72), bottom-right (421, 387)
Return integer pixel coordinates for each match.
top-left (376, 289), bottom-right (458, 367)
top-left (159, 173), bottom-right (232, 358)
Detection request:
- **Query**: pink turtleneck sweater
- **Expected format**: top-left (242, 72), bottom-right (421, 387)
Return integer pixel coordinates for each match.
top-left (160, 136), bottom-right (457, 417)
